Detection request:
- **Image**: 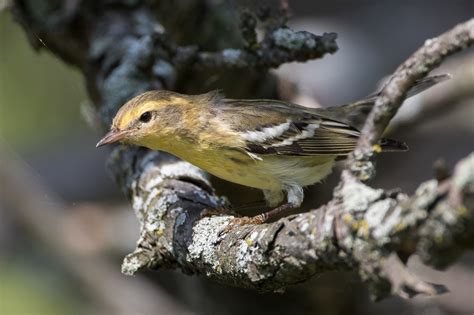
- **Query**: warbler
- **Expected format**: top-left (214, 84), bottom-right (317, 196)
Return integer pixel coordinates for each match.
top-left (97, 74), bottom-right (448, 223)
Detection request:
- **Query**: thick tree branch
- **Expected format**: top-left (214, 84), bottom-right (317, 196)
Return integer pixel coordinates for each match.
top-left (173, 30), bottom-right (338, 69)
top-left (12, 0), bottom-right (474, 301)
top-left (119, 151), bottom-right (473, 300)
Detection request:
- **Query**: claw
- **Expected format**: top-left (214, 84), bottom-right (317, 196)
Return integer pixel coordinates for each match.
top-left (223, 214), bottom-right (266, 233)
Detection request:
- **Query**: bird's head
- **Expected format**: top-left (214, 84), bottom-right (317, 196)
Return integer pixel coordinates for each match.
top-left (96, 90), bottom-right (196, 149)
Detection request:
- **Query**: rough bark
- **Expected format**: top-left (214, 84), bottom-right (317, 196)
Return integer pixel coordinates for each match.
top-left (12, 0), bottom-right (474, 301)
top-left (119, 150), bottom-right (474, 300)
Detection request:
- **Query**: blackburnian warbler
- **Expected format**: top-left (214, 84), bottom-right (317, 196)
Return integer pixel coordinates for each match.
top-left (97, 74), bottom-right (448, 224)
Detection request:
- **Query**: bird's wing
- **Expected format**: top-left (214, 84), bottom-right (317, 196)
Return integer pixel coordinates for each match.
top-left (217, 99), bottom-right (362, 156)
top-left (214, 74), bottom-right (449, 156)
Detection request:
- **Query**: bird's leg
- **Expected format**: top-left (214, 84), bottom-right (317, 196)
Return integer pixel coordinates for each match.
top-left (223, 203), bottom-right (297, 232)
top-left (231, 184), bottom-right (304, 225)
top-left (224, 185), bottom-right (303, 230)
top-left (249, 202), bottom-right (297, 223)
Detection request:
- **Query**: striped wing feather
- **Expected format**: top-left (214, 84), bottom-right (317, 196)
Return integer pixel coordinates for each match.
top-left (216, 74), bottom-right (449, 156)
top-left (218, 99), bottom-right (362, 156)
top-left (245, 119), bottom-right (360, 156)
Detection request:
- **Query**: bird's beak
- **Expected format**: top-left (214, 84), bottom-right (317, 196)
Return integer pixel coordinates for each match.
top-left (96, 129), bottom-right (129, 147)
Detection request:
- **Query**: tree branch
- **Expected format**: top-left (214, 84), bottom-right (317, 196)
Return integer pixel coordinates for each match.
top-left (119, 151), bottom-right (473, 300)
top-left (12, 0), bottom-right (474, 301)
top-left (390, 54), bottom-right (474, 129)
top-left (346, 18), bottom-right (474, 179)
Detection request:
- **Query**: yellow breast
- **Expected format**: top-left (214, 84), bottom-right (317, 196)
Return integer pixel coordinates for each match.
top-left (174, 143), bottom-right (280, 190)
top-left (138, 132), bottom-right (336, 191)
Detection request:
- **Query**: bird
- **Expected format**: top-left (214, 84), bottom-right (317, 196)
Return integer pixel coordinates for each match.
top-left (97, 74), bottom-right (449, 224)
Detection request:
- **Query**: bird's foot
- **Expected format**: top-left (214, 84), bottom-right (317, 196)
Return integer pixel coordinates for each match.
top-left (223, 202), bottom-right (296, 232)
top-left (223, 214), bottom-right (267, 233)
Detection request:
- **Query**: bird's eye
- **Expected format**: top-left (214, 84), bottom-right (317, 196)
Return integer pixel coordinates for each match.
top-left (139, 111), bottom-right (152, 123)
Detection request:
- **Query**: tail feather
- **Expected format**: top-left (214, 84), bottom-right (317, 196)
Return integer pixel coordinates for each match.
top-left (318, 74), bottom-right (449, 153)
top-left (368, 73), bottom-right (451, 99)
top-left (405, 74), bottom-right (451, 98)
top-left (380, 138), bottom-right (408, 152)
top-left (369, 76), bottom-right (450, 153)
top-left (320, 74), bottom-right (451, 129)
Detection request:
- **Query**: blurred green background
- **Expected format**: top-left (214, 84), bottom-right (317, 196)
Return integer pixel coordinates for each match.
top-left (0, 10), bottom-right (86, 151)
top-left (1, 11), bottom-right (86, 315)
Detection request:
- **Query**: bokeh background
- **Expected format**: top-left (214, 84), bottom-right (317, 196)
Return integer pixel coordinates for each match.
top-left (1, 0), bottom-right (473, 314)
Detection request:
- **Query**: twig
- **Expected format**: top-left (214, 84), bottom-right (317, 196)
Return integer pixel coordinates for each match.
top-left (381, 254), bottom-right (448, 299)
top-left (346, 18), bottom-right (474, 179)
top-left (392, 54), bottom-right (474, 128)
top-left (178, 30), bottom-right (337, 69)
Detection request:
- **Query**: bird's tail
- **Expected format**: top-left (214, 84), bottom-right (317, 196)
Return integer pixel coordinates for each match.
top-left (363, 75), bottom-right (450, 153)
top-left (380, 138), bottom-right (408, 152)
top-left (320, 74), bottom-right (451, 129)
top-left (372, 73), bottom-right (451, 99)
